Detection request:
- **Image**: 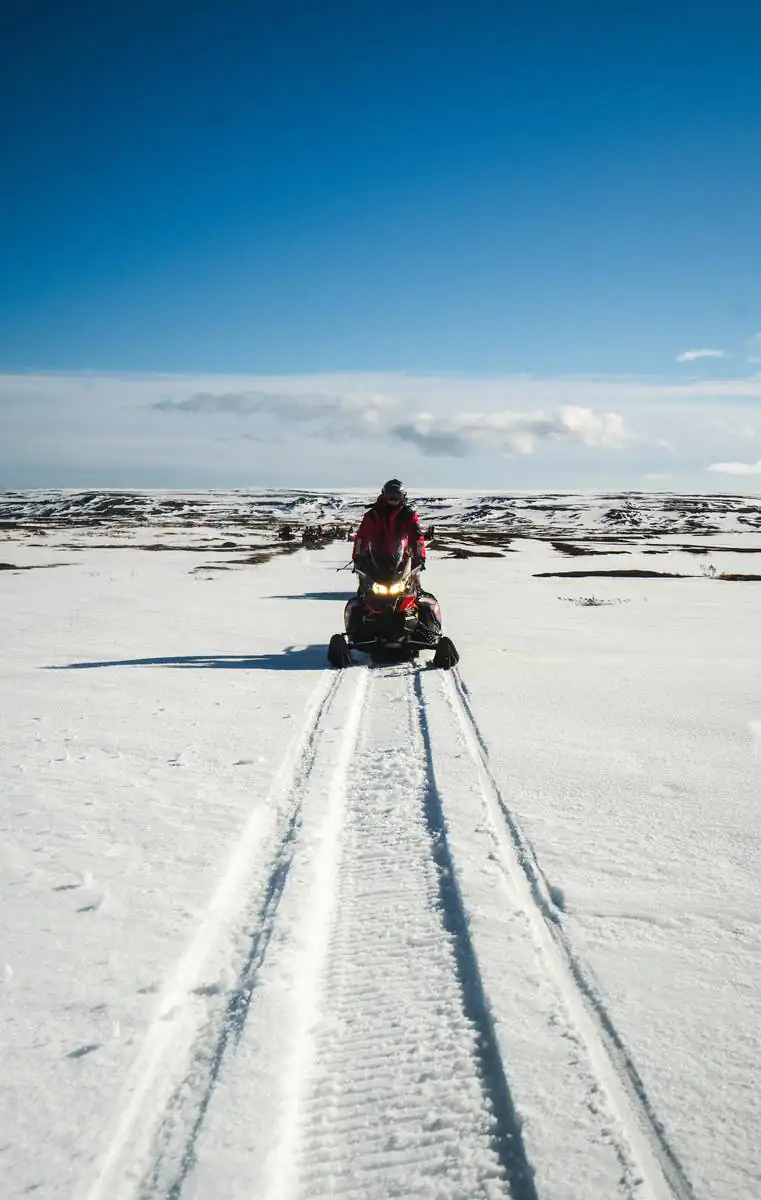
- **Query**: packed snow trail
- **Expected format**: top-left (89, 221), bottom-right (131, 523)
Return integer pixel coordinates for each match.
top-left (282, 665), bottom-right (534, 1200)
top-left (156, 662), bottom-right (536, 1200)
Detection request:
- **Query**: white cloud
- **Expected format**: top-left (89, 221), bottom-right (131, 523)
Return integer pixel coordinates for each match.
top-left (676, 348), bottom-right (730, 362)
top-left (154, 390), bottom-right (339, 416)
top-left (391, 407), bottom-right (627, 458)
top-left (706, 460), bottom-right (761, 476)
top-left (155, 387), bottom-right (629, 459)
top-left (153, 389), bottom-right (394, 438)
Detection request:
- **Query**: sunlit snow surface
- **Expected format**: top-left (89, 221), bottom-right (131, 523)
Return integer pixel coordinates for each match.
top-left (1, 489), bottom-right (760, 1200)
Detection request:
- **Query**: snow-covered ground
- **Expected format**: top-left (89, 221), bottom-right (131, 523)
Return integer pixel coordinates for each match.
top-left (1, 491), bottom-right (760, 1200)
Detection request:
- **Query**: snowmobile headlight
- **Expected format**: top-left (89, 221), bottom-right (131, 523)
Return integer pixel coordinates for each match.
top-left (372, 582), bottom-right (389, 594)
top-left (388, 580), bottom-right (405, 594)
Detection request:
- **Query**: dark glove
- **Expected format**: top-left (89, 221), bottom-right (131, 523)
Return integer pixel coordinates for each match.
top-left (413, 558), bottom-right (425, 571)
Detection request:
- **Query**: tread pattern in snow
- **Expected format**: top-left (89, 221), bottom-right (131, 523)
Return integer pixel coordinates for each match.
top-left (444, 669), bottom-right (697, 1200)
top-left (136, 673), bottom-right (348, 1200)
top-left (292, 668), bottom-right (534, 1200)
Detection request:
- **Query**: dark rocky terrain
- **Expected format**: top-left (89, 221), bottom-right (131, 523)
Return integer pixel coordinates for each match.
top-left (2, 489), bottom-right (760, 571)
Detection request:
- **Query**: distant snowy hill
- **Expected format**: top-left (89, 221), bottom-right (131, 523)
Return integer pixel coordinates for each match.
top-left (2, 487), bottom-right (761, 540)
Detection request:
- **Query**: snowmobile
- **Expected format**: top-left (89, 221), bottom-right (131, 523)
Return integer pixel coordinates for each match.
top-left (327, 548), bottom-right (460, 669)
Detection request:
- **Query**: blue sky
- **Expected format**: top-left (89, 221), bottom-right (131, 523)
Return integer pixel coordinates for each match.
top-left (2, 0), bottom-right (761, 488)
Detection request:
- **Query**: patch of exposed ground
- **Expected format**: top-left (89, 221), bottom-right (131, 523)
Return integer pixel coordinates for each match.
top-left (682, 545), bottom-right (761, 554)
top-left (549, 541), bottom-right (628, 557)
top-left (538, 567), bottom-right (761, 582)
top-left (444, 547), bottom-right (507, 559)
top-left (432, 528), bottom-right (514, 559)
top-left (0, 562), bottom-right (68, 572)
top-left (561, 596), bottom-right (631, 607)
top-left (713, 573), bottom-right (761, 582)
top-left (535, 569), bottom-right (690, 579)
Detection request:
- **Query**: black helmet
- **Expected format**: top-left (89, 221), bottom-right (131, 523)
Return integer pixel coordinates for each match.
top-left (380, 479), bottom-right (406, 505)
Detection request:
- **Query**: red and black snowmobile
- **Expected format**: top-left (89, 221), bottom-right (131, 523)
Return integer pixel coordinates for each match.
top-left (327, 545), bottom-right (459, 669)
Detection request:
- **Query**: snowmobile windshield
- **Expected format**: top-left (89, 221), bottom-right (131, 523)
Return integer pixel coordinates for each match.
top-left (365, 545), bottom-right (411, 583)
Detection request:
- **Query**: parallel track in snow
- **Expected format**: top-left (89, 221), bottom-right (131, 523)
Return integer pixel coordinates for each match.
top-left (82, 669), bottom-right (353, 1200)
top-left (441, 669), bottom-right (697, 1200)
top-left (147, 668), bottom-right (368, 1200)
top-left (85, 659), bottom-right (696, 1200)
top-left (284, 666), bottom-right (535, 1200)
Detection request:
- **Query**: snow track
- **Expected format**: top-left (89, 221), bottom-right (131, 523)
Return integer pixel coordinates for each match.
top-left (127, 664), bottom-right (537, 1200)
top-left (83, 661), bottom-right (696, 1200)
top-left (438, 670), bottom-right (696, 1200)
top-left (81, 670), bottom-right (351, 1200)
top-left (282, 667), bottom-right (533, 1200)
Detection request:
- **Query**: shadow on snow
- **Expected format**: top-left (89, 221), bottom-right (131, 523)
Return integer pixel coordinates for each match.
top-left (47, 645), bottom-right (328, 671)
top-left (268, 590), bottom-right (353, 601)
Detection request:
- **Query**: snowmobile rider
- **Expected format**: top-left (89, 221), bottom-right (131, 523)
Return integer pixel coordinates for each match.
top-left (352, 480), bottom-right (426, 580)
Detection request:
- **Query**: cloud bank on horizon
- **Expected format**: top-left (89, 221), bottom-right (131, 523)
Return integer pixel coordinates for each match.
top-left (3, 369), bottom-right (761, 491)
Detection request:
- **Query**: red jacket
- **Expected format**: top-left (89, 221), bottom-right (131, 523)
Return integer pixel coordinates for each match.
top-left (352, 501), bottom-right (426, 569)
